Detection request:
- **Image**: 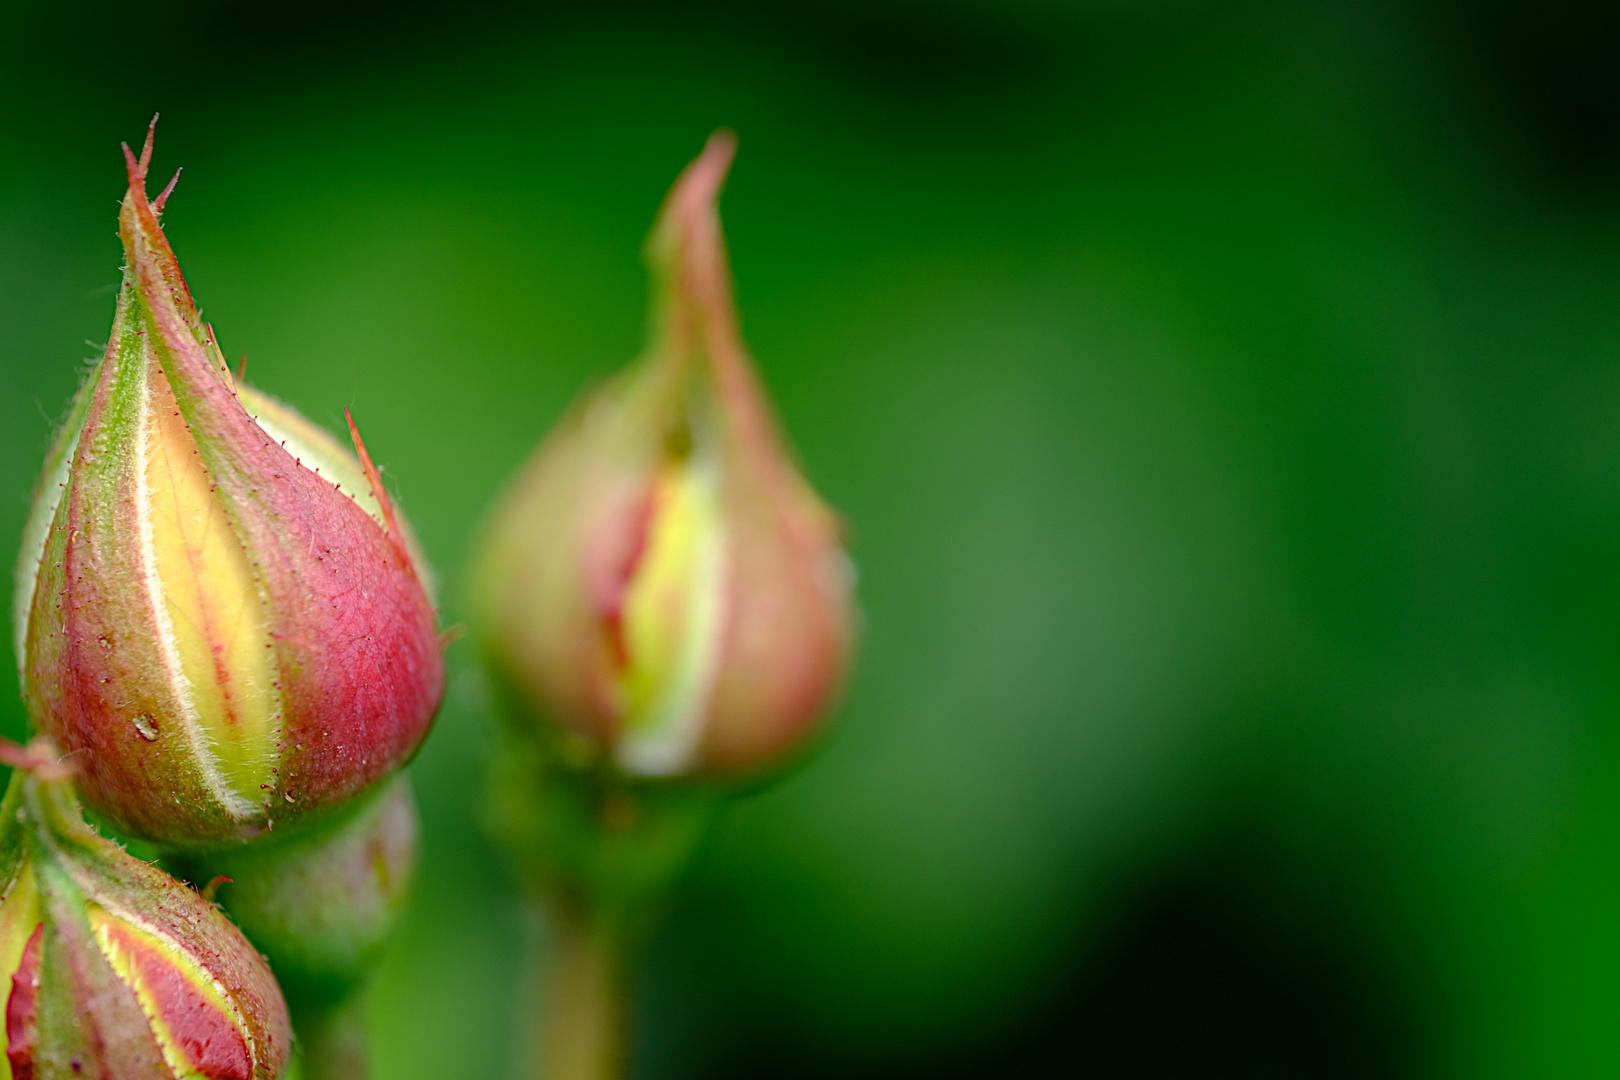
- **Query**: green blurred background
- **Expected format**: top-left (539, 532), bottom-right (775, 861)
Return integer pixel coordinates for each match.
top-left (4, 0), bottom-right (1620, 1075)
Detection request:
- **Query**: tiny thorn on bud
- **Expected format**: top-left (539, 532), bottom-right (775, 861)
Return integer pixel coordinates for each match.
top-left (201, 875), bottom-right (233, 903)
top-left (138, 113), bottom-right (159, 173)
top-left (153, 167), bottom-right (182, 212)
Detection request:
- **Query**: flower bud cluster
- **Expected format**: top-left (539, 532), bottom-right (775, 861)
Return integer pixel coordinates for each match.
top-left (9, 120), bottom-right (445, 1077)
top-left (8, 119), bottom-right (855, 1078)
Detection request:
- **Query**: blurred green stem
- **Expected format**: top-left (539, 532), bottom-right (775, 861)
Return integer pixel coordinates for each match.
top-left (297, 990), bottom-right (371, 1080)
top-left (533, 899), bottom-right (628, 1080)
top-left (487, 730), bottom-right (721, 1080)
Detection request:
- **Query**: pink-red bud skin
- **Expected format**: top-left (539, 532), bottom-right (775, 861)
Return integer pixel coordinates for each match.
top-left (4, 927), bottom-right (39, 1080)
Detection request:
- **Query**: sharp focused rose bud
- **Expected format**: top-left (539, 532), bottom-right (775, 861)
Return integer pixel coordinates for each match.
top-left (473, 131), bottom-right (853, 779)
top-left (0, 759), bottom-right (291, 1079)
top-left (14, 121), bottom-right (445, 848)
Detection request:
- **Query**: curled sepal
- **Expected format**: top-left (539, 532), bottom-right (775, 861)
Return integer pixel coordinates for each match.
top-left (17, 121), bottom-right (445, 847)
top-left (0, 762), bottom-right (292, 1079)
top-left (473, 132), bottom-right (854, 780)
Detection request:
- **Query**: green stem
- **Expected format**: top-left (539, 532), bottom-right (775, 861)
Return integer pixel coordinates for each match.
top-left (531, 900), bottom-right (629, 1080)
top-left (296, 989), bottom-right (371, 1080)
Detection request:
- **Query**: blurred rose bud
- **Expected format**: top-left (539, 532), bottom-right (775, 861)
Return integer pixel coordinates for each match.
top-left (0, 761), bottom-right (291, 1079)
top-left (474, 132), bottom-right (853, 778)
top-left (13, 122), bottom-right (445, 848)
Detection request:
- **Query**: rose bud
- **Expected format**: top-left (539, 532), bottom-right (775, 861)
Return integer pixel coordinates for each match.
top-left (473, 131), bottom-right (854, 779)
top-left (174, 775), bottom-right (418, 1080)
top-left (0, 754), bottom-right (292, 1079)
top-left (13, 120), bottom-right (444, 848)
top-left (181, 773), bottom-right (417, 1001)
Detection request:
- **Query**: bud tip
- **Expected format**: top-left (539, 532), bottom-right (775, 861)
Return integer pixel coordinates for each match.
top-left (154, 167), bottom-right (183, 213)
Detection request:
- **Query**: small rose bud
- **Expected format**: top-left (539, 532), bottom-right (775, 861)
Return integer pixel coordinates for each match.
top-left (181, 773), bottom-right (418, 1004)
top-left (14, 122), bottom-right (445, 847)
top-left (0, 764), bottom-right (292, 1079)
top-left (474, 132), bottom-right (853, 778)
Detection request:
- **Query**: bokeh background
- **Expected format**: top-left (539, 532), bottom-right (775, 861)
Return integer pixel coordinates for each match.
top-left (3, 0), bottom-right (1620, 1075)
